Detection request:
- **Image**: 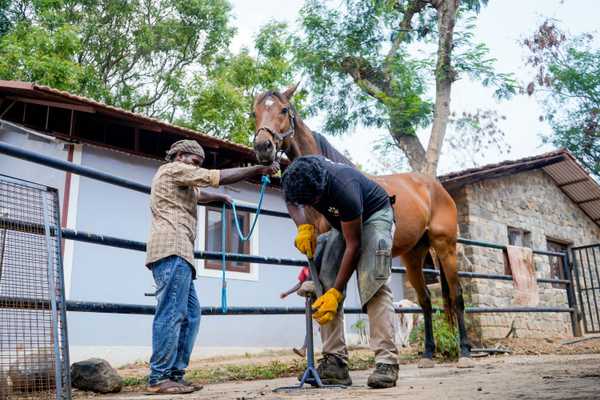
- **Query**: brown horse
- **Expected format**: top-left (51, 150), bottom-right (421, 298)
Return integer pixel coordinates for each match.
top-left (252, 84), bottom-right (471, 365)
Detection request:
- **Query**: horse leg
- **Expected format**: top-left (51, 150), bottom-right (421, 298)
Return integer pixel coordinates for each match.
top-left (401, 241), bottom-right (435, 367)
top-left (430, 235), bottom-right (472, 363)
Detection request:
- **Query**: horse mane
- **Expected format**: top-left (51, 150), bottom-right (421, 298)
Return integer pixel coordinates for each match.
top-left (311, 131), bottom-right (355, 167)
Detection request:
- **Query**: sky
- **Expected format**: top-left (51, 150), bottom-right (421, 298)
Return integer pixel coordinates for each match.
top-left (228, 0), bottom-right (597, 174)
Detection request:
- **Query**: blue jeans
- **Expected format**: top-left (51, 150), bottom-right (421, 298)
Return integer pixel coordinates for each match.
top-left (148, 256), bottom-right (201, 385)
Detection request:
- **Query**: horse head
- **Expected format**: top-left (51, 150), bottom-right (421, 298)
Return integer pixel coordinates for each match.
top-left (252, 82), bottom-right (300, 164)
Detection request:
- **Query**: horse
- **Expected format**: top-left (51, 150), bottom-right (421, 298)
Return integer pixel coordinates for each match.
top-left (252, 83), bottom-right (472, 366)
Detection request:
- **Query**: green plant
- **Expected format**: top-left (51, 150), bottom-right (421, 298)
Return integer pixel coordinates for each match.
top-left (408, 300), bottom-right (476, 360)
top-left (122, 376), bottom-right (146, 387)
top-left (351, 318), bottom-right (369, 345)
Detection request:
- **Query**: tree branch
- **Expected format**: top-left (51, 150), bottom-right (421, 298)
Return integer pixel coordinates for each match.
top-left (384, 0), bottom-right (430, 78)
top-left (392, 131), bottom-right (427, 173)
top-left (340, 56), bottom-right (390, 101)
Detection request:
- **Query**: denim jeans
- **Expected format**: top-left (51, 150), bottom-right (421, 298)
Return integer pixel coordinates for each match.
top-left (148, 256), bottom-right (201, 385)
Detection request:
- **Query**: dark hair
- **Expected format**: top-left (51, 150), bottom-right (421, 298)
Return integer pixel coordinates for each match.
top-left (282, 155), bottom-right (328, 204)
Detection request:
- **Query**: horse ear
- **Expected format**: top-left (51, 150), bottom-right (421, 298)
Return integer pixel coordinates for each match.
top-left (282, 81), bottom-right (300, 100)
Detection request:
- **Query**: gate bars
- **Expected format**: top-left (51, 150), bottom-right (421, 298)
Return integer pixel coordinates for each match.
top-left (0, 175), bottom-right (71, 399)
top-left (0, 139), bottom-right (581, 337)
top-left (571, 245), bottom-right (600, 333)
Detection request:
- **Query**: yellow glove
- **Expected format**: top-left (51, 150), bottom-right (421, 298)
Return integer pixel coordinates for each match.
top-left (312, 288), bottom-right (344, 325)
top-left (294, 224), bottom-right (316, 258)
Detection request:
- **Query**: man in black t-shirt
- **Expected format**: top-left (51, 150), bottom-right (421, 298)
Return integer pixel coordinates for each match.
top-left (282, 155), bottom-right (398, 389)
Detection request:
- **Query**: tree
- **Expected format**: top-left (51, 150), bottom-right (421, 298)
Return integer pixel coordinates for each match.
top-left (0, 0), bottom-right (234, 121)
top-left (185, 22), bottom-right (303, 145)
top-left (523, 21), bottom-right (599, 176)
top-left (295, 0), bottom-right (516, 176)
top-left (0, 22), bottom-right (98, 93)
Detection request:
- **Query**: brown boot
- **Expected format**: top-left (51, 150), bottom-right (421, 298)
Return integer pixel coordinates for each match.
top-left (367, 363), bottom-right (398, 389)
top-left (316, 354), bottom-right (352, 386)
top-left (297, 354), bottom-right (352, 386)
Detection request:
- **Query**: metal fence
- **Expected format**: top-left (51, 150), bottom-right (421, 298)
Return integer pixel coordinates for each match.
top-left (0, 175), bottom-right (70, 400)
top-left (0, 138), bottom-right (584, 396)
top-left (0, 140), bottom-right (580, 332)
top-left (571, 244), bottom-right (600, 333)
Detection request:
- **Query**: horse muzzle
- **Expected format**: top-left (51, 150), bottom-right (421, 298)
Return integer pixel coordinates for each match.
top-left (254, 140), bottom-right (277, 164)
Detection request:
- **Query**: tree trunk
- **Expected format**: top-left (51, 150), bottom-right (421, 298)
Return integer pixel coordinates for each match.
top-left (391, 131), bottom-right (427, 173)
top-left (423, 0), bottom-right (459, 177)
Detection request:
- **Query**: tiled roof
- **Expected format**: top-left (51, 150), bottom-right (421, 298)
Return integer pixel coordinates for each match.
top-left (439, 149), bottom-right (600, 227)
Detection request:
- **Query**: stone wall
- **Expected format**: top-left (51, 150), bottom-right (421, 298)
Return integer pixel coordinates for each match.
top-left (451, 169), bottom-right (600, 339)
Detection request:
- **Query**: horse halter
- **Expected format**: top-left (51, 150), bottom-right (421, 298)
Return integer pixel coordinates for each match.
top-left (252, 105), bottom-right (296, 161)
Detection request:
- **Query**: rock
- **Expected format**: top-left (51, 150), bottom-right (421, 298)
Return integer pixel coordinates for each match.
top-left (9, 347), bottom-right (55, 392)
top-left (457, 357), bottom-right (475, 368)
top-left (417, 358), bottom-right (435, 369)
top-left (71, 358), bottom-right (122, 394)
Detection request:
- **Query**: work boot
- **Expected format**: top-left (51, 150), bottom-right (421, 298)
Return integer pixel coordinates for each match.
top-left (298, 354), bottom-right (352, 386)
top-left (367, 363), bottom-right (399, 389)
top-left (316, 354), bottom-right (352, 386)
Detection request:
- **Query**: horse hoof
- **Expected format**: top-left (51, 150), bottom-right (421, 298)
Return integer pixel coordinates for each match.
top-left (418, 358), bottom-right (435, 369)
top-left (457, 357), bottom-right (475, 369)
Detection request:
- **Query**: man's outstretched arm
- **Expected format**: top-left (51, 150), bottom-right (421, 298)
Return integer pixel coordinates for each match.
top-left (218, 162), bottom-right (279, 185)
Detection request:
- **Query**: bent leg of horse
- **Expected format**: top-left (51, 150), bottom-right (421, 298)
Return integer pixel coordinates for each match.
top-left (402, 246), bottom-right (435, 361)
top-left (366, 281), bottom-right (398, 364)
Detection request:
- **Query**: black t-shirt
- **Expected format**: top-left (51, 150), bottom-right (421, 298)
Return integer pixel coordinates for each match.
top-left (313, 159), bottom-right (390, 230)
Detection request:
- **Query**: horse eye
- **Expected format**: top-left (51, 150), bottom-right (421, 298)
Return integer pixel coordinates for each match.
top-left (281, 107), bottom-right (288, 114)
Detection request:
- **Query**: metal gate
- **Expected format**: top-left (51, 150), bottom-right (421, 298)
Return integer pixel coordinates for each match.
top-left (0, 175), bottom-right (71, 399)
top-left (572, 244), bottom-right (600, 334)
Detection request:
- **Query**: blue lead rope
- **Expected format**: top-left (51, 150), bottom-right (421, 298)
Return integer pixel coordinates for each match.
top-left (220, 175), bottom-right (271, 312)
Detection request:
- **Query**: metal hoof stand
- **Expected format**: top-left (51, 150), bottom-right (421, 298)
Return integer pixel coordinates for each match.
top-left (0, 176), bottom-right (70, 400)
top-left (273, 297), bottom-right (347, 393)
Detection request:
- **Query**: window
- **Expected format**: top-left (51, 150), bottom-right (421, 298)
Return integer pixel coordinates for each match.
top-left (547, 239), bottom-right (569, 289)
top-left (204, 207), bottom-right (251, 273)
top-left (505, 227), bottom-right (532, 275)
top-left (507, 227), bottom-right (531, 247)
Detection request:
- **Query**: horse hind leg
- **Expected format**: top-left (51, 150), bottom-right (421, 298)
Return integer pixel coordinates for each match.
top-left (430, 234), bottom-right (472, 360)
top-left (401, 236), bottom-right (435, 366)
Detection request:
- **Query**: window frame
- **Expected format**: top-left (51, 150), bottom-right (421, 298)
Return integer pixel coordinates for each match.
top-left (546, 238), bottom-right (570, 289)
top-left (204, 206), bottom-right (251, 273)
top-left (504, 226), bottom-right (532, 275)
top-left (195, 203), bottom-right (260, 282)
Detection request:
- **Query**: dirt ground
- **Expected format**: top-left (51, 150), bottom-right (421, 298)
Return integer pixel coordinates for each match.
top-left (78, 338), bottom-right (600, 400)
top-left (80, 353), bottom-right (600, 400)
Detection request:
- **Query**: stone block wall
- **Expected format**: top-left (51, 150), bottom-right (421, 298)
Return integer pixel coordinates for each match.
top-left (450, 170), bottom-right (600, 339)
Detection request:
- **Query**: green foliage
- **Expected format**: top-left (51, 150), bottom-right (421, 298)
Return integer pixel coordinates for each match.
top-left (524, 22), bottom-right (599, 176)
top-left (409, 308), bottom-right (460, 360)
top-left (0, 0), bottom-right (235, 120)
top-left (0, 21), bottom-right (98, 92)
top-left (185, 22), bottom-right (302, 145)
top-left (293, 0), bottom-right (514, 139)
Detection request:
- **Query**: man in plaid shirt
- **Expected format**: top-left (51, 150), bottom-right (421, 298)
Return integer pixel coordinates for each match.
top-left (145, 140), bottom-right (278, 394)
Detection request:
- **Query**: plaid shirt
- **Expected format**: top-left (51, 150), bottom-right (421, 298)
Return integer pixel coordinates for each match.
top-left (145, 161), bottom-right (220, 276)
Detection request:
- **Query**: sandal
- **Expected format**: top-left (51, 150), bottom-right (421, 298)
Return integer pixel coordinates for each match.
top-left (145, 380), bottom-right (194, 395)
top-left (174, 379), bottom-right (204, 392)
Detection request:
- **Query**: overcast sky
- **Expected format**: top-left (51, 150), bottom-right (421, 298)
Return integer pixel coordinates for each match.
top-left (228, 0), bottom-right (597, 174)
